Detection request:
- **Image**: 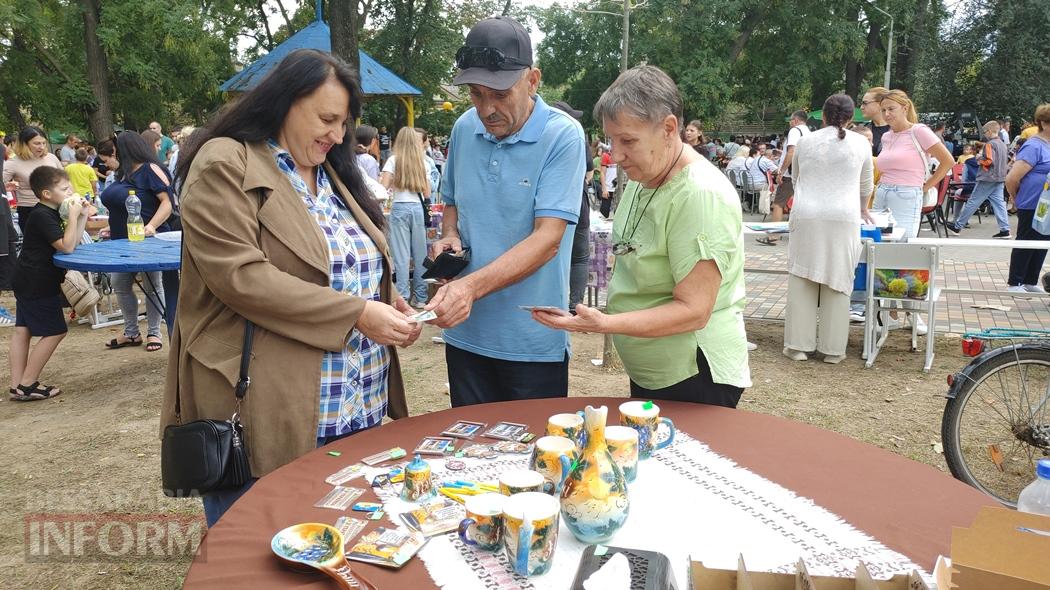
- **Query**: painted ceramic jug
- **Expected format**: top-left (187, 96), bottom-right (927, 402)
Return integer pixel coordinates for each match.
top-left (559, 405), bottom-right (630, 543)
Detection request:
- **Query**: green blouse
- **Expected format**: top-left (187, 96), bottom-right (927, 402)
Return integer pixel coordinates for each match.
top-left (607, 159), bottom-right (751, 390)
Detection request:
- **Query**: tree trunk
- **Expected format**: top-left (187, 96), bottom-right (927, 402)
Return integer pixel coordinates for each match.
top-left (257, 0), bottom-right (275, 49)
top-left (2, 92), bottom-right (27, 131)
top-left (843, 7), bottom-right (861, 98)
top-left (275, 0), bottom-right (294, 31)
top-left (728, 6), bottom-right (765, 64)
top-left (330, 0), bottom-right (360, 75)
top-left (81, 0), bottom-right (114, 142)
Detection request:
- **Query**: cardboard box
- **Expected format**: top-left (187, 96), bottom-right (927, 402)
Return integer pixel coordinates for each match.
top-left (946, 506), bottom-right (1050, 590)
top-left (689, 555), bottom-right (927, 590)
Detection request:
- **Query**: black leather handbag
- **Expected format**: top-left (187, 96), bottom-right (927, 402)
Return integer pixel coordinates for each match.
top-left (161, 322), bottom-right (254, 497)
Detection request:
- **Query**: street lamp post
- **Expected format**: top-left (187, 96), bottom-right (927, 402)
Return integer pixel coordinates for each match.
top-left (869, 4), bottom-right (895, 88)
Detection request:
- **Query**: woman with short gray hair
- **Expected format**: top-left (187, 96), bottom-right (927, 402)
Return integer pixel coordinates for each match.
top-left (532, 65), bottom-right (751, 407)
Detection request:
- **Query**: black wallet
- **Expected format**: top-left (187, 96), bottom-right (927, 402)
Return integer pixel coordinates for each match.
top-left (422, 249), bottom-right (470, 280)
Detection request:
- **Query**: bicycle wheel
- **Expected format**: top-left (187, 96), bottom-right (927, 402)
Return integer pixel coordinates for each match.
top-left (942, 344), bottom-right (1050, 506)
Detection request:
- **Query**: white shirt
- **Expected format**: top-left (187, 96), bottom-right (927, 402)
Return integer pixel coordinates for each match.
top-left (381, 155), bottom-right (424, 204)
top-left (779, 124), bottom-right (811, 178)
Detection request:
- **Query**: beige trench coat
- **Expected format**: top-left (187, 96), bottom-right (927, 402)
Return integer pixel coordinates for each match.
top-left (160, 138), bottom-right (408, 477)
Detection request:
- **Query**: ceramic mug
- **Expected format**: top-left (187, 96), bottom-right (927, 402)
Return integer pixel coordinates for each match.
top-left (529, 436), bottom-right (577, 495)
top-left (604, 426), bottom-right (639, 483)
top-left (499, 469), bottom-right (546, 496)
top-left (546, 412), bottom-right (586, 450)
top-left (619, 400), bottom-right (676, 460)
top-left (457, 492), bottom-right (506, 551)
top-left (501, 492), bottom-right (560, 577)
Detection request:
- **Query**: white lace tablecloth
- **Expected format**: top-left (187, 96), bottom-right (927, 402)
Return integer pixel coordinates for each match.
top-left (377, 433), bottom-right (926, 589)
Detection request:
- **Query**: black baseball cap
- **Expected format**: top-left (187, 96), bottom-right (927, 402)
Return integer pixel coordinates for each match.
top-left (552, 101), bottom-right (583, 120)
top-left (453, 16), bottom-right (533, 91)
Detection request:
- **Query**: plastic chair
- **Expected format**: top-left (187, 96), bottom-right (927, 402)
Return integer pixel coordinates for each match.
top-left (739, 169), bottom-right (763, 213)
top-left (922, 175), bottom-right (952, 237)
top-left (725, 169), bottom-right (745, 203)
top-left (863, 242), bottom-right (940, 372)
top-left (947, 162), bottom-right (979, 224)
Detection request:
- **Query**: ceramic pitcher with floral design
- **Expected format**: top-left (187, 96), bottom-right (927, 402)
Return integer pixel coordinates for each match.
top-left (559, 405), bottom-right (630, 543)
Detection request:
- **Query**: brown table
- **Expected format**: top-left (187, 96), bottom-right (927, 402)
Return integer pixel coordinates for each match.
top-left (183, 397), bottom-right (996, 588)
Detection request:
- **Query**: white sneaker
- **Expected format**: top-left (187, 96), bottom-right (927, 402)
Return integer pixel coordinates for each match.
top-left (782, 347), bottom-right (808, 361)
top-left (823, 354), bottom-right (846, 364)
top-left (879, 311), bottom-right (902, 330)
top-left (1023, 284), bottom-right (1047, 293)
top-left (910, 314), bottom-right (928, 336)
top-left (849, 311), bottom-right (865, 323)
top-left (1008, 285), bottom-right (1028, 293)
top-left (747, 341), bottom-right (758, 351)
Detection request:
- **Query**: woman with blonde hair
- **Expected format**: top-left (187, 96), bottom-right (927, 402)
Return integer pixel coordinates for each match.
top-left (380, 126), bottom-right (432, 306)
top-left (874, 89), bottom-right (953, 334)
top-left (3, 127), bottom-right (62, 234)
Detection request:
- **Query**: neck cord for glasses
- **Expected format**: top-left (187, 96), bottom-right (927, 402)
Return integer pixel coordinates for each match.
top-left (618, 145), bottom-right (686, 251)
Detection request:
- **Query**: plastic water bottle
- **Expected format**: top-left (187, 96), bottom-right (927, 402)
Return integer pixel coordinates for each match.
top-left (1017, 458), bottom-right (1050, 516)
top-left (126, 190), bottom-right (144, 242)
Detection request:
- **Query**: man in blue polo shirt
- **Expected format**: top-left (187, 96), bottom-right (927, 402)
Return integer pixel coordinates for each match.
top-left (426, 15), bottom-right (586, 407)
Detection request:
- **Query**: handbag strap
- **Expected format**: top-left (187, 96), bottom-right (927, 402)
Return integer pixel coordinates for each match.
top-left (907, 124), bottom-right (933, 181)
top-left (235, 321), bottom-right (255, 400)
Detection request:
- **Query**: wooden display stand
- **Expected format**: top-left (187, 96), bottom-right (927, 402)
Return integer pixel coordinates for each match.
top-left (690, 556), bottom-right (928, 590)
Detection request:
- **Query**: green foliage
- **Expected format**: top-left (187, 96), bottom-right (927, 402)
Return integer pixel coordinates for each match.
top-left (534, 0), bottom-right (947, 132)
top-left (917, 0), bottom-right (1050, 125)
top-left (0, 0), bottom-right (246, 139)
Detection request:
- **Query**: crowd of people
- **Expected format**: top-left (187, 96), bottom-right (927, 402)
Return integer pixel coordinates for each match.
top-left (1, 13), bottom-right (1047, 529)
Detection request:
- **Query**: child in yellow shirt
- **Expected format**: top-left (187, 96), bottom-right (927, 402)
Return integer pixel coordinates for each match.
top-left (65, 148), bottom-right (98, 199)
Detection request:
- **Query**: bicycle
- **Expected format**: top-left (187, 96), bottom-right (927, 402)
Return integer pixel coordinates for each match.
top-left (942, 328), bottom-right (1050, 506)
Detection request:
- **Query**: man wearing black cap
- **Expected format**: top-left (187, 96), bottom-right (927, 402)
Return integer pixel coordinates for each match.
top-left (425, 16), bottom-right (587, 407)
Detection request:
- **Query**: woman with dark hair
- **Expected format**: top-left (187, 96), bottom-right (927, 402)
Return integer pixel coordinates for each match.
top-left (140, 130), bottom-right (163, 160)
top-left (99, 131), bottom-right (174, 352)
top-left (3, 127), bottom-right (61, 234)
top-left (162, 49), bottom-right (420, 527)
top-left (782, 94), bottom-right (874, 363)
top-left (353, 124), bottom-right (380, 180)
top-left (683, 119), bottom-right (706, 155)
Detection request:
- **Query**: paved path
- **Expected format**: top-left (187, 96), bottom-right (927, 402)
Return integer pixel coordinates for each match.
top-left (742, 211), bottom-right (1050, 334)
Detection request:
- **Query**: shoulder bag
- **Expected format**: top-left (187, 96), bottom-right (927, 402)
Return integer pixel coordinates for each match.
top-left (61, 270), bottom-right (100, 318)
top-left (161, 321), bottom-right (254, 497)
top-left (907, 125), bottom-right (939, 208)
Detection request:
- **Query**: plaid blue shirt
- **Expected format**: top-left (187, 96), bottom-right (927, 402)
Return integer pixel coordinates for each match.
top-left (269, 141), bottom-right (389, 437)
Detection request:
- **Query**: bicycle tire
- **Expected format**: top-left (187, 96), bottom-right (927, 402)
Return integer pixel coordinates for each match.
top-left (942, 344), bottom-right (1050, 506)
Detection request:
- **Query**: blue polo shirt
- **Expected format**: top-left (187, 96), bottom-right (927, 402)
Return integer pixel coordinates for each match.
top-left (441, 95), bottom-right (586, 362)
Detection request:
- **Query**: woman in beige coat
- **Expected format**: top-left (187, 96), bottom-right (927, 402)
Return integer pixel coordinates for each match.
top-left (162, 50), bottom-right (422, 526)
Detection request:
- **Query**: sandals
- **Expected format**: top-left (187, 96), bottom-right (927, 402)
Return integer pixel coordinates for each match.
top-left (145, 337), bottom-right (163, 352)
top-left (9, 388), bottom-right (31, 402)
top-left (106, 336), bottom-right (143, 349)
top-left (755, 236), bottom-right (779, 246)
top-left (13, 382), bottom-right (62, 401)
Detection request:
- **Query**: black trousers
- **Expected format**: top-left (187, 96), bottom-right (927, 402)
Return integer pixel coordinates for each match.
top-left (629, 348), bottom-right (744, 408)
top-left (446, 344), bottom-right (569, 408)
top-left (569, 209), bottom-right (590, 308)
top-left (1008, 209), bottom-right (1050, 286)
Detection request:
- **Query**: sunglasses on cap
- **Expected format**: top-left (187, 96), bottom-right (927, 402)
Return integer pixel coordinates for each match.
top-left (455, 46), bottom-right (530, 71)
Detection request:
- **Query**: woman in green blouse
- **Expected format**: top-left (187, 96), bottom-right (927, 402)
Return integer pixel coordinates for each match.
top-left (532, 65), bottom-right (751, 407)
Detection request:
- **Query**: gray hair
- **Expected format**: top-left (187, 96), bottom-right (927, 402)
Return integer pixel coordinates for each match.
top-left (593, 65), bottom-right (683, 128)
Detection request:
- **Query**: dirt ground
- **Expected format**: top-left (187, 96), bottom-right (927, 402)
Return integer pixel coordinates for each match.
top-left (0, 292), bottom-right (971, 589)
